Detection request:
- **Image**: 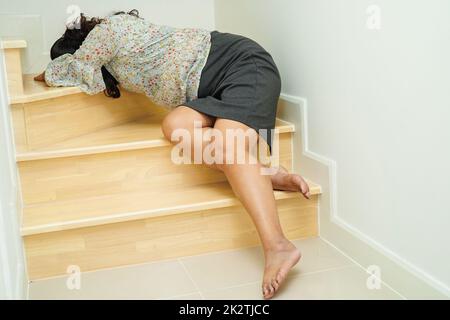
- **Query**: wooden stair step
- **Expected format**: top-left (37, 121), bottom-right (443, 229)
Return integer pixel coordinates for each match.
top-left (18, 129), bottom-right (294, 206)
top-left (22, 180), bottom-right (321, 236)
top-left (24, 194), bottom-right (320, 280)
top-left (17, 116), bottom-right (295, 162)
top-left (10, 74), bottom-right (82, 104)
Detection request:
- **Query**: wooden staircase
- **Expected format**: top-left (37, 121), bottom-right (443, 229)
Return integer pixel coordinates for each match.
top-left (2, 40), bottom-right (321, 280)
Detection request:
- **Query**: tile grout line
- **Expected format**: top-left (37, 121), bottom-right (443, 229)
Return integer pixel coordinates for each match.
top-left (290, 264), bottom-right (358, 279)
top-left (177, 258), bottom-right (206, 300)
top-left (199, 265), bottom-right (359, 297)
top-left (319, 237), bottom-right (407, 300)
top-left (29, 255), bottom-right (196, 283)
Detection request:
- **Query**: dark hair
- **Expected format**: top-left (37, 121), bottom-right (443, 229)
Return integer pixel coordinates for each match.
top-left (50, 10), bottom-right (140, 98)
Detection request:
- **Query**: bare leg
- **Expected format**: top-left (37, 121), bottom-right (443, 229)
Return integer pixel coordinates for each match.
top-left (213, 119), bottom-right (301, 299)
top-left (162, 107), bottom-right (303, 299)
top-left (163, 107), bottom-right (311, 198)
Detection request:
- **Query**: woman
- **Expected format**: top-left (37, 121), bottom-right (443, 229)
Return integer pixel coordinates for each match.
top-left (35, 10), bottom-right (311, 299)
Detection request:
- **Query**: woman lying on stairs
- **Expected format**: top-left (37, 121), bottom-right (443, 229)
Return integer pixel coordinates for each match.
top-left (34, 10), bottom-right (311, 299)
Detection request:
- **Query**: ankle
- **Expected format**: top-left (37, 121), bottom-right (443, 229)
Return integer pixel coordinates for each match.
top-left (263, 238), bottom-right (292, 252)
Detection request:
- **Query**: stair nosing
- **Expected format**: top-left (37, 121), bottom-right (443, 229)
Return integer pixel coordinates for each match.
top-left (16, 138), bottom-right (171, 162)
top-left (21, 197), bottom-right (241, 236)
top-left (21, 185), bottom-right (321, 236)
top-left (10, 87), bottom-right (82, 105)
top-left (1, 39), bottom-right (27, 49)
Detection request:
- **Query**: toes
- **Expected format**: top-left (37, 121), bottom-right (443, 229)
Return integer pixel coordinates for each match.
top-left (262, 274), bottom-right (288, 299)
top-left (271, 279), bottom-right (280, 291)
top-left (263, 275), bottom-right (283, 299)
top-left (276, 271), bottom-right (286, 285)
top-left (266, 284), bottom-right (275, 299)
top-left (291, 175), bottom-right (311, 199)
top-left (262, 282), bottom-right (275, 299)
top-left (299, 179), bottom-right (310, 199)
top-left (262, 283), bottom-right (271, 298)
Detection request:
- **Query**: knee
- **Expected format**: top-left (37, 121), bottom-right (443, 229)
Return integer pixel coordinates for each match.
top-left (213, 130), bottom-right (259, 170)
top-left (161, 112), bottom-right (186, 141)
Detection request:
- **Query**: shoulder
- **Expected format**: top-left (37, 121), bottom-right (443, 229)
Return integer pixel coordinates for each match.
top-left (104, 13), bottom-right (141, 26)
top-left (102, 14), bottom-right (150, 36)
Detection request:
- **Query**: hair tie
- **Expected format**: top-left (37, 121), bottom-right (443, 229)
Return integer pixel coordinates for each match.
top-left (66, 14), bottom-right (81, 30)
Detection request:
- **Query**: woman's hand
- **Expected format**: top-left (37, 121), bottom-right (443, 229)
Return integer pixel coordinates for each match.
top-left (34, 72), bottom-right (46, 82)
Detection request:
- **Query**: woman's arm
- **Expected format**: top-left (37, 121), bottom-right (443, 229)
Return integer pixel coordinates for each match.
top-left (43, 21), bottom-right (117, 94)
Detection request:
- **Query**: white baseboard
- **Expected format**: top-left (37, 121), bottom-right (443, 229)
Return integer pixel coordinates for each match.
top-left (277, 93), bottom-right (449, 299)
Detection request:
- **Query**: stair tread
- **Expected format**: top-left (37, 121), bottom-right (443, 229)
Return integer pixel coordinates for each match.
top-left (17, 116), bottom-right (295, 162)
top-left (22, 180), bottom-right (321, 236)
top-left (11, 74), bottom-right (82, 104)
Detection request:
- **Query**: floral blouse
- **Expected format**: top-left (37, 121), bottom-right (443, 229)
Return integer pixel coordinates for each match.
top-left (45, 14), bottom-right (212, 108)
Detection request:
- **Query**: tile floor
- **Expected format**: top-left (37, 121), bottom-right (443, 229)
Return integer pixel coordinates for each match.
top-left (28, 237), bottom-right (403, 300)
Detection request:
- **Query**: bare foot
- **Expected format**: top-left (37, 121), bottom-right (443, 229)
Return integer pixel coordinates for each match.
top-left (270, 166), bottom-right (311, 199)
top-left (262, 240), bottom-right (301, 299)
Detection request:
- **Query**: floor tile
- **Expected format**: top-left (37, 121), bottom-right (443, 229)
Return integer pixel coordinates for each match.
top-left (203, 266), bottom-right (402, 300)
top-left (29, 238), bottom-right (397, 300)
top-left (29, 260), bottom-right (197, 300)
top-left (166, 292), bottom-right (203, 300)
top-left (202, 282), bottom-right (264, 300)
top-left (180, 246), bottom-right (264, 292)
top-left (276, 266), bottom-right (402, 300)
top-left (181, 237), bottom-right (353, 292)
top-left (290, 237), bottom-right (354, 277)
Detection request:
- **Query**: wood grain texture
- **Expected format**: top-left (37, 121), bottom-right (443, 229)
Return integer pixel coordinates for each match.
top-left (22, 178), bottom-right (320, 236)
top-left (24, 196), bottom-right (319, 280)
top-left (4, 48), bottom-right (24, 97)
top-left (16, 116), bottom-right (294, 162)
top-left (11, 105), bottom-right (27, 154)
top-left (19, 132), bottom-right (294, 206)
top-left (14, 91), bottom-right (162, 149)
top-left (19, 133), bottom-right (311, 237)
top-left (10, 74), bottom-right (81, 104)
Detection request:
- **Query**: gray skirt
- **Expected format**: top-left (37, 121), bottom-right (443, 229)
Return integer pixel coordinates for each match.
top-left (183, 31), bottom-right (282, 149)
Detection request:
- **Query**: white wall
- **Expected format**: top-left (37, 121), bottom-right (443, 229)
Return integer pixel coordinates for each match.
top-left (0, 49), bottom-right (27, 300)
top-left (215, 0), bottom-right (450, 297)
top-left (0, 0), bottom-right (216, 73)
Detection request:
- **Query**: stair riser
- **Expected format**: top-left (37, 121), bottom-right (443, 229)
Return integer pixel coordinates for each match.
top-left (24, 196), bottom-right (318, 280)
top-left (19, 133), bottom-right (293, 205)
top-left (12, 92), bottom-right (159, 151)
